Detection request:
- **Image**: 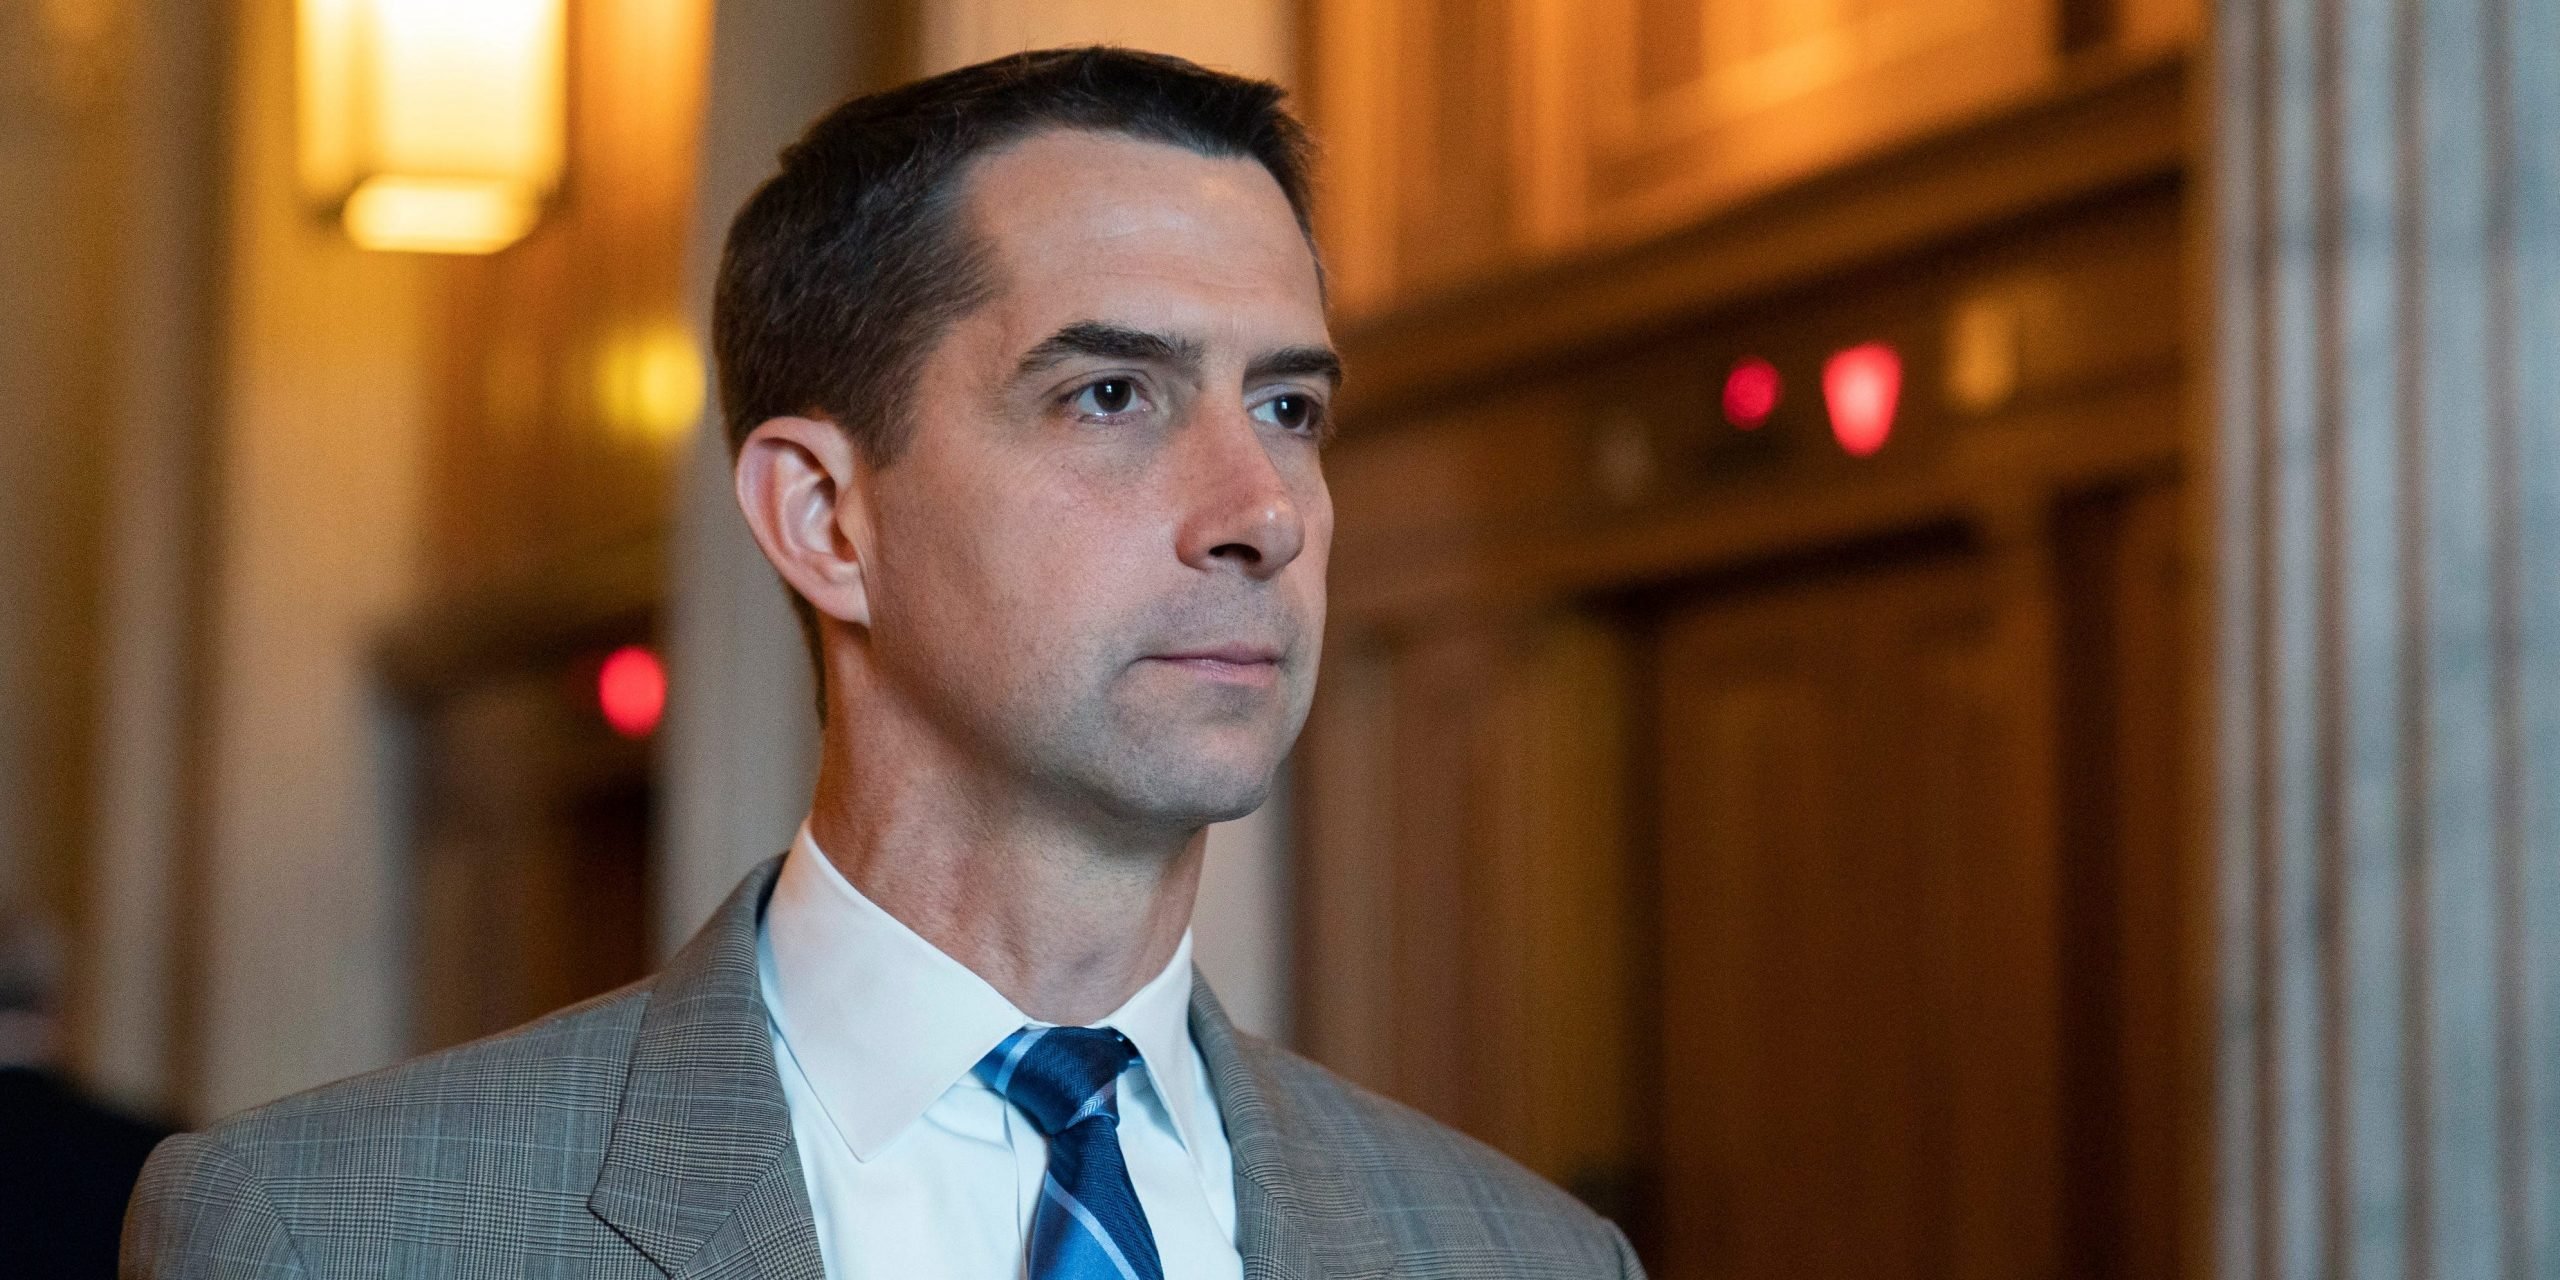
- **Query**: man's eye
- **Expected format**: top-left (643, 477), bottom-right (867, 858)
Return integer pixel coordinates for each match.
top-left (1070, 379), bottom-right (1140, 417)
top-left (1254, 393), bottom-right (1323, 435)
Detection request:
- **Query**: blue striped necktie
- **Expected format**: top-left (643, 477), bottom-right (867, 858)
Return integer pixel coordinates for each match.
top-left (975, 1025), bottom-right (1165, 1280)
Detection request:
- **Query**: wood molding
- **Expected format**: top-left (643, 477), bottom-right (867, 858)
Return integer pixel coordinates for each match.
top-left (1334, 54), bottom-right (2190, 425)
top-left (1333, 382), bottom-right (2188, 624)
top-left (1324, 163), bottom-right (2192, 625)
top-left (377, 535), bottom-right (664, 706)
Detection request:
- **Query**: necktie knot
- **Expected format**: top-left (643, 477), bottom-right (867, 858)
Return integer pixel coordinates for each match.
top-left (973, 1025), bottom-right (1138, 1137)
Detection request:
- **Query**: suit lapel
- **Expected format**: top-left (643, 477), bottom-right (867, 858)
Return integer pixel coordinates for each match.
top-left (1191, 980), bottom-right (1397, 1280)
top-left (589, 856), bottom-right (824, 1280)
top-left (588, 860), bottom-right (1383, 1279)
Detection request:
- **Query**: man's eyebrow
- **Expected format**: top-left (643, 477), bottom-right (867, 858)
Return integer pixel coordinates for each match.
top-left (1015, 322), bottom-right (1206, 379)
top-left (1246, 345), bottom-right (1345, 390)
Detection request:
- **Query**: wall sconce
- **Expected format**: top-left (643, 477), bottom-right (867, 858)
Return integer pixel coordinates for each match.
top-left (297, 0), bottom-right (567, 254)
top-left (595, 320), bottom-right (708, 445)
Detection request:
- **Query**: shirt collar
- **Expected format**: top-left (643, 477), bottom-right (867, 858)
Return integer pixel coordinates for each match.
top-left (1094, 905), bottom-right (1210, 1161)
top-left (758, 823), bottom-right (1212, 1162)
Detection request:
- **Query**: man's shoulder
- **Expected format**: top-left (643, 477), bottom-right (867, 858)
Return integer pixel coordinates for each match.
top-left (128, 981), bottom-right (663, 1275)
top-left (150, 978), bottom-right (655, 1220)
top-left (1225, 1033), bottom-right (1640, 1273)
top-left (196, 977), bottom-right (654, 1161)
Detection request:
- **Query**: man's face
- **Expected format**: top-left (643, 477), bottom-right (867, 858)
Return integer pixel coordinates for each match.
top-left (861, 128), bottom-right (1335, 830)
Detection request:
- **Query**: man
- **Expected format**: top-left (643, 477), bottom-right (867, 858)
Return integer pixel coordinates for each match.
top-left (2, 906), bottom-right (172, 1278)
top-left (126, 48), bottom-right (1643, 1279)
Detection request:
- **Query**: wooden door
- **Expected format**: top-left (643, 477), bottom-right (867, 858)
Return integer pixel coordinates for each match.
top-left (408, 651), bottom-right (656, 1051)
top-left (1651, 549), bottom-right (2064, 1280)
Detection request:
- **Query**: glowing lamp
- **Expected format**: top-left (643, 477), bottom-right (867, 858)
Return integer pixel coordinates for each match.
top-left (297, 0), bottom-right (567, 254)
top-left (1823, 342), bottom-right (1902, 457)
top-left (596, 322), bottom-right (708, 444)
top-left (597, 645), bottom-right (666, 739)
top-left (1722, 356), bottom-right (1782, 429)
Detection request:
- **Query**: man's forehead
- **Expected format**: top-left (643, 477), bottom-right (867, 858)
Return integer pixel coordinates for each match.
top-left (958, 129), bottom-right (1326, 339)
top-left (961, 127), bottom-right (1297, 231)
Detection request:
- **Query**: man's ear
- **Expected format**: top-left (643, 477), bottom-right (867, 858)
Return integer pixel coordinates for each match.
top-left (734, 416), bottom-right (875, 628)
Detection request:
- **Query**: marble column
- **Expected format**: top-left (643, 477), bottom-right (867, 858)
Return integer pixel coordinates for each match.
top-left (2216, 0), bottom-right (2560, 1275)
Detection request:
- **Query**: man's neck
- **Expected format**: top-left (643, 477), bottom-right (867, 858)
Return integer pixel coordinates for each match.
top-left (804, 739), bottom-right (1204, 1026)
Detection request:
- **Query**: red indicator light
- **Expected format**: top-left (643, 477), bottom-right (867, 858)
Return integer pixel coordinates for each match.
top-left (598, 645), bottom-right (666, 738)
top-left (1823, 342), bottom-right (1902, 457)
top-left (1722, 356), bottom-right (1782, 429)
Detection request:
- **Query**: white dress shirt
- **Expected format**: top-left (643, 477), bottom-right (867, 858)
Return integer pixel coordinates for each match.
top-left (758, 825), bottom-right (1243, 1280)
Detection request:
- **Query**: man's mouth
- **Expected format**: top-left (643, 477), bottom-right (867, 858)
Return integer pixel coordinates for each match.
top-left (1144, 645), bottom-right (1284, 684)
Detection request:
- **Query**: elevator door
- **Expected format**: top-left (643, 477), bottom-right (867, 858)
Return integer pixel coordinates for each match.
top-left (1652, 549), bottom-right (2064, 1280)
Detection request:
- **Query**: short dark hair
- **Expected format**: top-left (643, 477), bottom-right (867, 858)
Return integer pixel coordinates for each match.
top-left (711, 48), bottom-right (1321, 712)
top-left (713, 46), bottom-right (1318, 463)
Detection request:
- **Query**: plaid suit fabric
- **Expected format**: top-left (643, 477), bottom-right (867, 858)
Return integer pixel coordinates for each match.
top-left (1196, 984), bottom-right (1643, 1280)
top-left (124, 857), bottom-right (1642, 1279)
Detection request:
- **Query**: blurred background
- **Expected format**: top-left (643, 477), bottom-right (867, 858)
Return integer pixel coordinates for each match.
top-left (5, 1), bottom-right (2555, 1278)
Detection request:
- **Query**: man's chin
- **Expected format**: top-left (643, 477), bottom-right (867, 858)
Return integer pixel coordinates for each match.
top-left (1057, 706), bottom-right (1300, 831)
top-left (1082, 755), bottom-right (1276, 832)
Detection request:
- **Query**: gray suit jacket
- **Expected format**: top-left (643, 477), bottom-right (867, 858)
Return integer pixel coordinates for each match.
top-left (125, 858), bottom-right (1642, 1278)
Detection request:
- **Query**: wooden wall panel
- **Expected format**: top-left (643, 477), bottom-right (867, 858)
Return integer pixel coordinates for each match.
top-left (2117, 0), bottom-right (2204, 54)
top-left (1652, 551), bottom-right (2064, 1280)
top-left (1298, 615), bottom-right (1643, 1207)
top-left (1303, 1), bottom-right (2213, 320)
top-left (2052, 481), bottom-right (2199, 1280)
top-left (1385, 0), bottom-right (1521, 296)
top-left (1572, 0), bottom-right (2056, 249)
top-left (1303, 0), bottom-right (2136, 316)
top-left (1296, 639), bottom-right (1400, 1087)
top-left (1293, 44), bottom-right (2203, 1277)
top-left (1307, 0), bottom-right (1556, 315)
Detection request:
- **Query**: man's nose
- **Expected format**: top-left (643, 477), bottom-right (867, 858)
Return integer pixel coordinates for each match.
top-left (1172, 405), bottom-right (1306, 580)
